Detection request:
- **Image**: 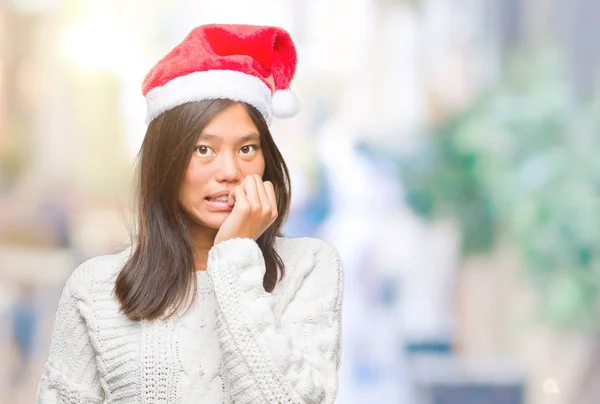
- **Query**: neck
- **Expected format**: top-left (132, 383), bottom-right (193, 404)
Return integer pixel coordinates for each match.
top-left (190, 224), bottom-right (218, 271)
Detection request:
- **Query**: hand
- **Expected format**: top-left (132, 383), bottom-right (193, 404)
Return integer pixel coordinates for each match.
top-left (213, 174), bottom-right (278, 246)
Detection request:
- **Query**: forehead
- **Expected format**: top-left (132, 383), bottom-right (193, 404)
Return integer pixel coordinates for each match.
top-left (199, 103), bottom-right (259, 141)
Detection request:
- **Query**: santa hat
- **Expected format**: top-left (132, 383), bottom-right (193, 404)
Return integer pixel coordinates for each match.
top-left (142, 24), bottom-right (300, 125)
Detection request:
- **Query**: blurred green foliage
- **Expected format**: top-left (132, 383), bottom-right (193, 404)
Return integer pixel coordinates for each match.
top-left (400, 53), bottom-right (600, 329)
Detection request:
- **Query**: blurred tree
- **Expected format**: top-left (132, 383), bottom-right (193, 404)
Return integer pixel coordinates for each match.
top-left (400, 51), bottom-right (600, 330)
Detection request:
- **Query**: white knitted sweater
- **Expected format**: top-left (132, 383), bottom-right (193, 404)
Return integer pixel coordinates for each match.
top-left (35, 237), bottom-right (344, 404)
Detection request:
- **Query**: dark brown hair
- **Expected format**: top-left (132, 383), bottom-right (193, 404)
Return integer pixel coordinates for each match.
top-left (115, 99), bottom-right (291, 321)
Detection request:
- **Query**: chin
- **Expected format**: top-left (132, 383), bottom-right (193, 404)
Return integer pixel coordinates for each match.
top-left (197, 212), bottom-right (229, 229)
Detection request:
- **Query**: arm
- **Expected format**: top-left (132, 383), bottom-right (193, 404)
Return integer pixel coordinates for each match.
top-left (35, 277), bottom-right (104, 403)
top-left (207, 238), bottom-right (344, 404)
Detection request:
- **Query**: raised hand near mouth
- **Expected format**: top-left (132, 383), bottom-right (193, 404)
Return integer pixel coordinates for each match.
top-left (213, 174), bottom-right (278, 246)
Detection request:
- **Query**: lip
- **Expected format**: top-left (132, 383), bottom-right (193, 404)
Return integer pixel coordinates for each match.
top-left (205, 199), bottom-right (233, 211)
top-left (205, 190), bottom-right (233, 211)
top-left (206, 190), bottom-right (232, 200)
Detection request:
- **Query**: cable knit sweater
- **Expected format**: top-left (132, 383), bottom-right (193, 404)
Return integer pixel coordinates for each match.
top-left (35, 237), bottom-right (344, 404)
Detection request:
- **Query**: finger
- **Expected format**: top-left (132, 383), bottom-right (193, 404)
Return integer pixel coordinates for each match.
top-left (232, 184), bottom-right (249, 213)
top-left (242, 175), bottom-right (260, 212)
top-left (253, 175), bottom-right (271, 215)
top-left (263, 181), bottom-right (278, 220)
top-left (227, 186), bottom-right (236, 206)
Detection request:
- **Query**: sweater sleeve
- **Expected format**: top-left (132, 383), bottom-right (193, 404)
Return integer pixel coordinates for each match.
top-left (206, 238), bottom-right (344, 404)
top-left (35, 274), bottom-right (104, 403)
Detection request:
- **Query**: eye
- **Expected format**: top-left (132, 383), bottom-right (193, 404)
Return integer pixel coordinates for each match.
top-left (194, 145), bottom-right (215, 157)
top-left (240, 145), bottom-right (260, 155)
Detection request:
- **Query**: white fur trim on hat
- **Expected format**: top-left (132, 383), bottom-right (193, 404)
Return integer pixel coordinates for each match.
top-left (145, 70), bottom-right (273, 125)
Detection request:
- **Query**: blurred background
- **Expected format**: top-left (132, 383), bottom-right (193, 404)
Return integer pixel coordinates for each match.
top-left (1, 0), bottom-right (599, 403)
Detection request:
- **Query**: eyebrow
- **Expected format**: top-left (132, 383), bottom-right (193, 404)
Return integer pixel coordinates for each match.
top-left (197, 133), bottom-right (260, 143)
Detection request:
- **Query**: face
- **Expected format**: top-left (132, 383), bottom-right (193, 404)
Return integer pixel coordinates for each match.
top-left (179, 103), bottom-right (265, 233)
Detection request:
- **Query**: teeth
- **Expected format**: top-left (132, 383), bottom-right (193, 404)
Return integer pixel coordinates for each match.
top-left (210, 196), bottom-right (228, 202)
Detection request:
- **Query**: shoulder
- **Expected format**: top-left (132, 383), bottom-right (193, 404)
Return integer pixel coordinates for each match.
top-left (274, 236), bottom-right (344, 287)
top-left (275, 236), bottom-right (341, 262)
top-left (65, 247), bottom-right (132, 299)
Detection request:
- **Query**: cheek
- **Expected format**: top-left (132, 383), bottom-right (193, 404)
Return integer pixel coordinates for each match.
top-left (246, 155), bottom-right (266, 176)
top-left (180, 164), bottom-right (209, 204)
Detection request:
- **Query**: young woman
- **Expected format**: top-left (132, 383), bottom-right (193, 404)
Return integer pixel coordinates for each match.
top-left (35, 24), bottom-right (344, 403)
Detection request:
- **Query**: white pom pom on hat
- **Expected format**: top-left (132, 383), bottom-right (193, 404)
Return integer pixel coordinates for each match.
top-left (142, 24), bottom-right (301, 125)
top-left (272, 89), bottom-right (300, 119)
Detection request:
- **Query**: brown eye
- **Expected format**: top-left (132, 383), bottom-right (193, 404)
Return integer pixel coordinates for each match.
top-left (194, 145), bottom-right (215, 156)
top-left (240, 145), bottom-right (259, 155)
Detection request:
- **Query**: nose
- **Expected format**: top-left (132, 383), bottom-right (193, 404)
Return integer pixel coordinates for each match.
top-left (214, 152), bottom-right (241, 183)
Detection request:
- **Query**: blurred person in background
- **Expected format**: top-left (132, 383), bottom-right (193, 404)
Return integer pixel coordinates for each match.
top-left (34, 24), bottom-right (344, 404)
top-left (9, 281), bottom-right (39, 388)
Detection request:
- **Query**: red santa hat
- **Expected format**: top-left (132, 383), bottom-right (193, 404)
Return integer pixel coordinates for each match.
top-left (142, 24), bottom-right (300, 125)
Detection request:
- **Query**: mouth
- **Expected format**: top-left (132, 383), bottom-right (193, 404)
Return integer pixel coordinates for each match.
top-left (205, 195), bottom-right (233, 211)
top-left (206, 195), bottom-right (228, 203)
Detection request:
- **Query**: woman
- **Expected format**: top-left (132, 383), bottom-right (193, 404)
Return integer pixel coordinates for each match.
top-left (35, 24), bottom-right (344, 403)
